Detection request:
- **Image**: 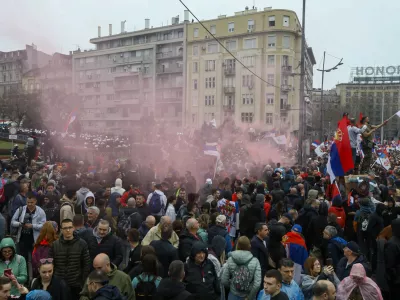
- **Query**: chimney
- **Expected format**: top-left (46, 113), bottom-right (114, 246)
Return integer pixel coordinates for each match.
top-left (145, 19), bottom-right (150, 29)
top-left (184, 10), bottom-right (189, 22)
top-left (98, 26), bottom-right (101, 38)
top-left (109, 24), bottom-right (112, 36)
top-left (121, 21), bottom-right (126, 33)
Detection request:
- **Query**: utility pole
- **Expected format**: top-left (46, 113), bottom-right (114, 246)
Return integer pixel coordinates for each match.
top-left (298, 0), bottom-right (306, 166)
top-left (320, 51), bottom-right (326, 141)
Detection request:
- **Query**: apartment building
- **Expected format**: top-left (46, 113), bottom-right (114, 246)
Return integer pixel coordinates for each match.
top-left (185, 6), bottom-right (316, 134)
top-left (0, 44), bottom-right (51, 97)
top-left (72, 17), bottom-right (187, 135)
top-left (336, 82), bottom-right (400, 139)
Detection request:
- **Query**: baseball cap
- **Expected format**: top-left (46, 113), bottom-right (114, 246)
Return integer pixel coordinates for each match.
top-left (292, 224), bottom-right (302, 234)
top-left (216, 215), bottom-right (226, 224)
top-left (345, 241), bottom-right (361, 255)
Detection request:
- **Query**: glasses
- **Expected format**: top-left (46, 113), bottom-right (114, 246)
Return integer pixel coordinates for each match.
top-left (61, 226), bottom-right (73, 231)
top-left (39, 258), bottom-right (53, 265)
top-left (2, 250), bottom-right (12, 254)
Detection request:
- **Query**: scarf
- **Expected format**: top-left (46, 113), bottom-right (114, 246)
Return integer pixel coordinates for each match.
top-left (32, 239), bottom-right (51, 255)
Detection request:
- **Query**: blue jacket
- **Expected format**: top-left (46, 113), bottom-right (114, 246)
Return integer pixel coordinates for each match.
top-left (11, 193), bottom-right (27, 217)
top-left (327, 236), bottom-right (347, 268)
top-left (257, 280), bottom-right (304, 300)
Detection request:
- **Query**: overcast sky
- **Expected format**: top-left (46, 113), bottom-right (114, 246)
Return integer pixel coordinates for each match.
top-left (1, 0), bottom-right (399, 89)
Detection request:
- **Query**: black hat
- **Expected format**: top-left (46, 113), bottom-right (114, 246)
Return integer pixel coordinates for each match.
top-left (345, 241), bottom-right (361, 255)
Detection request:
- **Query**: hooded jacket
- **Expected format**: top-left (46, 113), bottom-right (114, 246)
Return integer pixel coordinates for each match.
top-left (328, 197), bottom-right (346, 228)
top-left (327, 236), bottom-right (347, 268)
top-left (178, 229), bottom-right (203, 262)
top-left (184, 241), bottom-right (220, 300)
top-left (59, 194), bottom-right (75, 224)
top-left (150, 238), bottom-right (179, 277)
top-left (221, 250), bottom-right (261, 300)
top-left (108, 192), bottom-right (121, 217)
top-left (111, 179), bottom-right (126, 196)
top-left (155, 278), bottom-right (191, 300)
top-left (10, 204), bottom-right (46, 243)
top-left (76, 187), bottom-right (90, 213)
top-left (208, 235), bottom-right (226, 277)
top-left (336, 254), bottom-right (371, 281)
top-left (92, 285), bottom-right (125, 300)
top-left (83, 191), bottom-right (96, 212)
top-left (80, 264), bottom-right (134, 300)
top-left (0, 238), bottom-right (27, 296)
top-left (90, 226), bottom-right (123, 266)
top-left (385, 218), bottom-right (400, 285)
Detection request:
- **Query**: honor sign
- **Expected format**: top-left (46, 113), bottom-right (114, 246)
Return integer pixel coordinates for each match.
top-left (355, 66), bottom-right (400, 76)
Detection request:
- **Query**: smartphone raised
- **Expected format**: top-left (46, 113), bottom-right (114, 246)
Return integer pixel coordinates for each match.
top-left (326, 258), bottom-right (333, 266)
top-left (4, 268), bottom-right (13, 277)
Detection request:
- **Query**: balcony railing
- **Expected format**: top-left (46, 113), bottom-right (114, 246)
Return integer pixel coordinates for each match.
top-left (282, 65), bottom-right (292, 73)
top-left (156, 66), bottom-right (183, 74)
top-left (224, 86), bottom-right (235, 94)
top-left (224, 68), bottom-right (236, 76)
top-left (156, 51), bottom-right (183, 59)
top-left (223, 105), bottom-right (235, 112)
top-left (114, 83), bottom-right (140, 91)
top-left (281, 85), bottom-right (292, 92)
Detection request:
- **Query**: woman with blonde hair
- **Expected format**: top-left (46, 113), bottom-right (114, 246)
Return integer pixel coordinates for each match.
top-left (32, 221), bottom-right (58, 278)
top-left (197, 214), bottom-right (210, 244)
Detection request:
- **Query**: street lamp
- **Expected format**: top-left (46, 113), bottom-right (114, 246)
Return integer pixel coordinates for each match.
top-left (317, 52), bottom-right (343, 141)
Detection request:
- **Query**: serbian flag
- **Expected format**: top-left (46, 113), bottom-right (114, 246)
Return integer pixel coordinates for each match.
top-left (327, 116), bottom-right (354, 180)
top-left (64, 109), bottom-right (77, 133)
top-left (312, 140), bottom-right (320, 148)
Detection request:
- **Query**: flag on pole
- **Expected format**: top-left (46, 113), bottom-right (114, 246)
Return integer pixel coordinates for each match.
top-left (204, 142), bottom-right (220, 157)
top-left (327, 116), bottom-right (354, 180)
top-left (272, 135), bottom-right (287, 145)
top-left (64, 109), bottom-right (77, 133)
top-left (311, 140), bottom-right (320, 148)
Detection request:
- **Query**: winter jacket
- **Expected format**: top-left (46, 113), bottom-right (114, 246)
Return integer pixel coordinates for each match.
top-left (76, 187), bottom-right (90, 214)
top-left (11, 205), bottom-right (46, 243)
top-left (142, 224), bottom-right (179, 248)
top-left (286, 194), bottom-right (302, 211)
top-left (146, 190), bottom-right (167, 216)
top-left (197, 228), bottom-right (208, 244)
top-left (307, 204), bottom-right (328, 249)
top-left (49, 233), bottom-right (91, 289)
top-left (0, 213), bottom-right (6, 241)
top-left (208, 235), bottom-right (226, 278)
top-left (251, 235), bottom-right (269, 279)
top-left (296, 206), bottom-right (318, 250)
top-left (123, 244), bottom-right (142, 275)
top-left (150, 239), bottom-right (179, 277)
top-left (385, 218), bottom-right (400, 285)
top-left (328, 206), bottom-right (346, 228)
top-left (207, 225), bottom-right (232, 254)
top-left (136, 204), bottom-right (151, 221)
top-left (221, 250), bottom-right (262, 300)
top-left (32, 239), bottom-right (53, 278)
top-left (184, 241), bottom-right (220, 300)
top-left (80, 263), bottom-right (134, 300)
top-left (91, 285), bottom-right (125, 300)
top-left (83, 191), bottom-right (96, 213)
top-left (165, 203), bottom-right (176, 222)
top-left (0, 238), bottom-right (27, 297)
top-left (240, 204), bottom-right (265, 240)
top-left (367, 208), bottom-right (385, 241)
top-left (336, 254), bottom-right (371, 280)
top-left (90, 227), bottom-right (123, 266)
top-left (11, 193), bottom-right (27, 217)
top-left (107, 193), bottom-right (121, 217)
top-left (31, 274), bottom-right (71, 300)
top-left (178, 230), bottom-right (203, 262)
top-left (111, 178), bottom-right (126, 196)
top-left (270, 188), bottom-right (285, 206)
top-left (138, 222), bottom-right (150, 240)
top-left (327, 236), bottom-right (347, 269)
top-left (154, 278), bottom-right (192, 300)
top-left (257, 280), bottom-right (304, 300)
top-left (300, 273), bottom-right (340, 300)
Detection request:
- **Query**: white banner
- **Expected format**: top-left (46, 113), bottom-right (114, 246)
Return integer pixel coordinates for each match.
top-left (273, 135), bottom-right (287, 145)
top-left (376, 157), bottom-right (391, 170)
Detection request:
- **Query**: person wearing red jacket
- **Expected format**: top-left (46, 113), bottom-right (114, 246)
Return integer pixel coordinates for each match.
top-left (120, 186), bottom-right (141, 207)
top-left (328, 195), bottom-right (346, 228)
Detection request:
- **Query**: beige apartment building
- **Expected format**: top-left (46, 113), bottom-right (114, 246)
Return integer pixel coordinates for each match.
top-left (185, 7), bottom-right (316, 134)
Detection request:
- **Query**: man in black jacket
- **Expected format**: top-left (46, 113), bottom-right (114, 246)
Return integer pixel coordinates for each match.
top-left (151, 225), bottom-right (179, 277)
top-left (270, 181), bottom-right (285, 206)
top-left (90, 219), bottom-right (123, 267)
top-left (385, 218), bottom-right (400, 297)
top-left (251, 223), bottom-right (269, 285)
top-left (178, 218), bottom-right (202, 262)
top-left (123, 228), bottom-right (142, 275)
top-left (336, 241), bottom-right (371, 280)
top-left (207, 215), bottom-right (232, 254)
top-left (49, 218), bottom-right (91, 299)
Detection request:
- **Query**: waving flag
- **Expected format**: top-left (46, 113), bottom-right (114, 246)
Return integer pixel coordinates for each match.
top-left (64, 109), bottom-right (77, 133)
top-left (204, 142), bottom-right (220, 157)
top-left (312, 140), bottom-right (320, 148)
top-left (327, 117), bottom-right (354, 180)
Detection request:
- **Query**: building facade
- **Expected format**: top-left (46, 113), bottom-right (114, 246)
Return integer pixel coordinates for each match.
top-left (0, 44), bottom-right (51, 98)
top-left (311, 88), bottom-right (342, 138)
top-left (336, 82), bottom-right (400, 140)
top-left (185, 7), bottom-right (315, 134)
top-left (72, 18), bottom-right (187, 134)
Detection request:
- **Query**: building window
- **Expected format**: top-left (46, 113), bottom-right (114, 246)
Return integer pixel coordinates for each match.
top-left (248, 20), bottom-right (255, 31)
top-left (205, 60), bottom-right (216, 71)
top-left (226, 40), bottom-right (237, 51)
top-left (266, 94), bottom-right (274, 105)
top-left (267, 74), bottom-right (275, 86)
top-left (194, 28), bottom-right (199, 38)
top-left (106, 94), bottom-right (114, 101)
top-left (283, 16), bottom-right (290, 27)
top-left (242, 75), bottom-right (254, 87)
top-left (243, 56), bottom-right (255, 67)
top-left (207, 42), bottom-right (218, 53)
top-left (193, 45), bottom-right (199, 56)
top-left (193, 62), bottom-right (198, 73)
top-left (244, 38), bottom-right (256, 49)
top-left (268, 16), bottom-right (275, 26)
top-left (210, 25), bottom-right (216, 34)
top-left (205, 95), bottom-right (215, 106)
top-left (282, 55), bottom-right (289, 66)
top-left (283, 36), bottom-right (290, 49)
top-left (242, 94), bottom-right (254, 105)
top-left (267, 55), bottom-right (275, 67)
top-left (267, 35), bottom-right (276, 48)
top-left (192, 94), bottom-right (198, 107)
top-left (193, 79), bottom-right (198, 90)
top-left (266, 113), bottom-right (273, 124)
top-left (212, 77), bottom-right (215, 88)
top-left (241, 112), bottom-right (253, 123)
top-left (205, 78), bottom-right (209, 89)
top-left (228, 22), bottom-right (235, 32)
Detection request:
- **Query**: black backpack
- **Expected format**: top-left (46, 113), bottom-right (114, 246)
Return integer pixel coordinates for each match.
top-left (135, 275), bottom-right (158, 300)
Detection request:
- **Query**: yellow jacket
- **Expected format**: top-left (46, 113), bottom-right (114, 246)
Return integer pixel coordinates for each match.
top-left (141, 224), bottom-right (179, 248)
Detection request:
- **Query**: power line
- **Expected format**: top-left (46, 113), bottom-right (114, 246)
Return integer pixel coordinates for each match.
top-left (178, 0), bottom-right (285, 90)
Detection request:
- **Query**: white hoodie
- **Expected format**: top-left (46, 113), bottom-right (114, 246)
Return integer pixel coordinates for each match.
top-left (111, 178), bottom-right (126, 195)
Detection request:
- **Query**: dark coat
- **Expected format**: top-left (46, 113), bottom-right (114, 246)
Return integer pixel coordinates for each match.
top-left (286, 194), bottom-right (302, 210)
top-left (239, 204), bottom-right (264, 239)
top-left (207, 225), bottom-right (227, 247)
top-left (296, 205), bottom-right (318, 249)
top-left (75, 227), bottom-right (95, 250)
top-left (270, 188), bottom-right (285, 206)
top-left (150, 239), bottom-right (179, 277)
top-left (250, 235), bottom-right (269, 277)
top-left (92, 284), bottom-right (125, 300)
top-left (31, 274), bottom-right (71, 300)
top-left (336, 254), bottom-right (371, 280)
top-left (89, 231), bottom-right (123, 267)
top-left (327, 237), bottom-right (347, 269)
top-left (307, 202), bottom-right (329, 249)
top-left (385, 218), bottom-right (400, 285)
top-left (155, 278), bottom-right (192, 300)
top-left (123, 244), bottom-right (142, 275)
top-left (184, 242), bottom-right (220, 300)
top-left (48, 234), bottom-right (91, 288)
top-left (128, 260), bottom-right (164, 280)
top-left (136, 204), bottom-right (151, 221)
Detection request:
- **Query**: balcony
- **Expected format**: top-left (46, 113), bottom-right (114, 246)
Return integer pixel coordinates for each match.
top-left (281, 85), bottom-right (292, 93)
top-left (156, 51), bottom-right (183, 59)
top-left (224, 68), bottom-right (236, 76)
top-left (114, 71), bottom-right (140, 78)
top-left (224, 86), bottom-right (235, 94)
top-left (156, 97), bottom-right (183, 103)
top-left (223, 105), bottom-right (235, 112)
top-left (282, 65), bottom-right (292, 74)
top-left (114, 98), bottom-right (140, 105)
top-left (156, 82), bottom-right (183, 89)
top-left (114, 83), bottom-right (140, 91)
top-left (156, 65), bottom-right (183, 74)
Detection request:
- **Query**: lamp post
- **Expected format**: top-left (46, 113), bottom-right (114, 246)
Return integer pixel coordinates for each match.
top-left (317, 52), bottom-right (343, 141)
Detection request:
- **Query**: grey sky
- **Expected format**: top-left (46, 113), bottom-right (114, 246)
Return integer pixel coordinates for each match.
top-left (1, 0), bottom-right (399, 89)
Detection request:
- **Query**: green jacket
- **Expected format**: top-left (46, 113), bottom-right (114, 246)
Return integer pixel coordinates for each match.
top-left (80, 263), bottom-right (135, 300)
top-left (0, 238), bottom-right (27, 296)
